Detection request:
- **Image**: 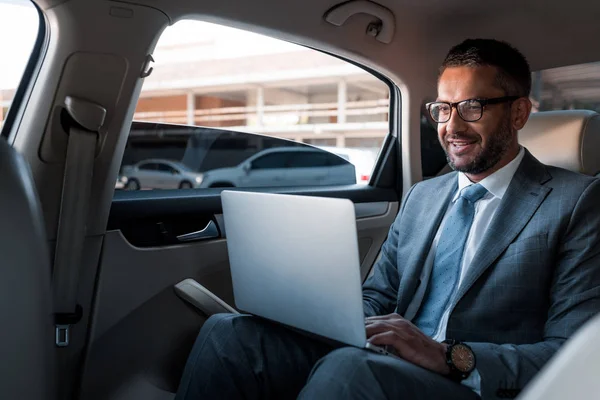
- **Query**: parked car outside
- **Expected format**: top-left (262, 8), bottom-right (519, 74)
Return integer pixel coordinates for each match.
top-left (317, 146), bottom-right (377, 184)
top-left (199, 146), bottom-right (356, 188)
top-left (114, 175), bottom-right (128, 190)
top-left (120, 159), bottom-right (204, 190)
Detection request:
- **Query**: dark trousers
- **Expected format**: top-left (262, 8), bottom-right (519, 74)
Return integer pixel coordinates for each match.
top-left (175, 313), bottom-right (481, 400)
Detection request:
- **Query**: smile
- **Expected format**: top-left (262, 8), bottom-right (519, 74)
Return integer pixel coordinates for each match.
top-left (448, 139), bottom-right (477, 147)
top-left (447, 139), bottom-right (479, 155)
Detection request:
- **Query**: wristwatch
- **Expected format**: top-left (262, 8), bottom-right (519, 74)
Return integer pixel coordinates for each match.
top-left (442, 339), bottom-right (476, 382)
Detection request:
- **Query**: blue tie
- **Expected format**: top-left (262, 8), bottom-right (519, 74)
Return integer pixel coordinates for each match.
top-left (413, 183), bottom-right (488, 336)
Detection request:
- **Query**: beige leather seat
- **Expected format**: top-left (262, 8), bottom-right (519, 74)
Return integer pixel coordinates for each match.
top-left (517, 110), bottom-right (600, 399)
top-left (518, 312), bottom-right (600, 400)
top-left (0, 138), bottom-right (55, 399)
top-left (518, 110), bottom-right (600, 175)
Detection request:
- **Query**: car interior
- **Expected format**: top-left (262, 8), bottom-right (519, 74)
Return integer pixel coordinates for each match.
top-left (2, 0), bottom-right (600, 399)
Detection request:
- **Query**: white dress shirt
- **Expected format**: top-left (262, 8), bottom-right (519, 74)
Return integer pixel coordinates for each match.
top-left (421, 147), bottom-right (525, 393)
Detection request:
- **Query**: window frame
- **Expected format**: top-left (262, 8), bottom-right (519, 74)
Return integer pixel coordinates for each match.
top-left (1, 2), bottom-right (48, 141)
top-left (122, 21), bottom-right (400, 192)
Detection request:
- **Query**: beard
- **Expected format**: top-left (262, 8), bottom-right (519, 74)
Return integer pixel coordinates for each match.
top-left (443, 114), bottom-right (513, 175)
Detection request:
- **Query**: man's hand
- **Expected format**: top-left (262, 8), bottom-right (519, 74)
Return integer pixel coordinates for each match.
top-left (365, 313), bottom-right (450, 375)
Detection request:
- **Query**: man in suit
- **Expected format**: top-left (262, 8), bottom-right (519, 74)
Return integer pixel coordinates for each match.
top-left (175, 39), bottom-right (600, 400)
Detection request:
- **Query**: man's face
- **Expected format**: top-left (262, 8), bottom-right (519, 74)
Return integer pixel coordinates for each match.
top-left (436, 66), bottom-right (519, 180)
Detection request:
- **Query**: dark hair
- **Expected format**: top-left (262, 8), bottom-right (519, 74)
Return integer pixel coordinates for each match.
top-left (441, 39), bottom-right (531, 97)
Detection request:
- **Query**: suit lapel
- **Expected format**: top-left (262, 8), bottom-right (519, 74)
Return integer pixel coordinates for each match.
top-left (398, 174), bottom-right (457, 317)
top-left (409, 175), bottom-right (457, 275)
top-left (452, 150), bottom-right (552, 303)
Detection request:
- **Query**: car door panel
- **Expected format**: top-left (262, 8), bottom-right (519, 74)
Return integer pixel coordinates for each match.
top-left (80, 184), bottom-right (398, 399)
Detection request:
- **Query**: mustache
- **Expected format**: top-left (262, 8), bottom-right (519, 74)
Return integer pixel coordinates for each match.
top-left (444, 133), bottom-right (480, 143)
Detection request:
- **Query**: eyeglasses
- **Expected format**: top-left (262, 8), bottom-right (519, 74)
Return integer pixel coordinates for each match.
top-left (426, 96), bottom-right (520, 123)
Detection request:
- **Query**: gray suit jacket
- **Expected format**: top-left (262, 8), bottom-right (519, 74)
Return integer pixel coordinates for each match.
top-left (362, 149), bottom-right (600, 399)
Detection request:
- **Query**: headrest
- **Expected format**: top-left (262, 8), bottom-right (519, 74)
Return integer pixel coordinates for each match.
top-left (518, 110), bottom-right (600, 176)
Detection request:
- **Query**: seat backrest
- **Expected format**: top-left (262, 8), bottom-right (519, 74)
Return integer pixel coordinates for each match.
top-left (518, 110), bottom-right (600, 175)
top-left (0, 138), bottom-right (55, 399)
top-left (518, 312), bottom-right (600, 400)
top-left (517, 110), bottom-right (600, 399)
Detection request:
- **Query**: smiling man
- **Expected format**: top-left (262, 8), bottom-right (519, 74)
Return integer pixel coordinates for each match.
top-left (176, 39), bottom-right (600, 400)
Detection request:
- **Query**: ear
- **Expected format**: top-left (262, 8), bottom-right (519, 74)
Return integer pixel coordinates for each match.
top-left (511, 97), bottom-right (532, 130)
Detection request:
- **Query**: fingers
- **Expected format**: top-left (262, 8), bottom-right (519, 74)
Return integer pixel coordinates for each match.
top-left (365, 316), bottom-right (419, 341)
top-left (365, 316), bottom-right (450, 375)
top-left (365, 314), bottom-right (406, 330)
top-left (365, 319), bottom-right (404, 336)
top-left (365, 321), bottom-right (393, 337)
top-left (367, 330), bottom-right (413, 356)
top-left (367, 330), bottom-right (400, 347)
top-left (366, 321), bottom-right (413, 340)
top-left (365, 313), bottom-right (404, 322)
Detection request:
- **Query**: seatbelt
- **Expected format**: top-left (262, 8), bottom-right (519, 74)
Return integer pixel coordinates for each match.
top-left (53, 96), bottom-right (106, 347)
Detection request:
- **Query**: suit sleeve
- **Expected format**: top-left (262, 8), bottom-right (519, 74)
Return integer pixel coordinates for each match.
top-left (466, 178), bottom-right (600, 399)
top-left (362, 184), bottom-right (416, 317)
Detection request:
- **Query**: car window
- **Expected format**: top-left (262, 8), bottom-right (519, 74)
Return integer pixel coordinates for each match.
top-left (139, 163), bottom-right (156, 171)
top-left (117, 20), bottom-right (392, 191)
top-left (531, 63), bottom-right (600, 112)
top-left (0, 1), bottom-right (39, 133)
top-left (326, 153), bottom-right (351, 166)
top-left (333, 153), bottom-right (350, 162)
top-left (288, 152), bottom-right (329, 168)
top-left (157, 163), bottom-right (177, 173)
top-left (251, 152), bottom-right (291, 169)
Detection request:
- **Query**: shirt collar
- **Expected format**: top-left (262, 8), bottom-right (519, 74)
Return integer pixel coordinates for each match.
top-left (453, 146), bottom-right (525, 202)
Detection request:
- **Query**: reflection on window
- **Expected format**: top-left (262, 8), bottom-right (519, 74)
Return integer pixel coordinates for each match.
top-left (532, 63), bottom-right (600, 113)
top-left (0, 1), bottom-right (39, 130)
top-left (124, 20), bottom-right (390, 190)
top-left (117, 123), bottom-right (358, 190)
top-left (288, 152), bottom-right (328, 168)
top-left (252, 153), bottom-right (289, 169)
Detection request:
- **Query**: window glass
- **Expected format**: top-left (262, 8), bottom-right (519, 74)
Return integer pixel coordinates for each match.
top-left (156, 163), bottom-right (176, 173)
top-left (251, 153), bottom-right (290, 170)
top-left (288, 152), bottom-right (329, 168)
top-left (0, 1), bottom-right (39, 131)
top-left (118, 20), bottom-right (391, 191)
top-left (327, 153), bottom-right (350, 165)
top-left (531, 63), bottom-right (600, 112)
top-left (139, 163), bottom-right (156, 171)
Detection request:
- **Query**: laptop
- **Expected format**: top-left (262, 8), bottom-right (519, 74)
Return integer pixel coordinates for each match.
top-left (221, 190), bottom-right (391, 355)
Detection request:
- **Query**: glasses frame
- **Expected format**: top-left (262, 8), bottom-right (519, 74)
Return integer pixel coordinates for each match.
top-left (426, 96), bottom-right (520, 123)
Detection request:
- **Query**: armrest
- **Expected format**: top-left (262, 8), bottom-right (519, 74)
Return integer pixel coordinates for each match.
top-left (174, 278), bottom-right (238, 316)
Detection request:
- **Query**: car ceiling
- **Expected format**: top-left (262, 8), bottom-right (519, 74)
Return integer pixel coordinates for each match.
top-left (36, 0), bottom-right (600, 76)
top-left (23, 0), bottom-right (600, 208)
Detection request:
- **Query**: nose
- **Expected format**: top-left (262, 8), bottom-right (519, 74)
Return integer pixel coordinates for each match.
top-left (443, 105), bottom-right (468, 136)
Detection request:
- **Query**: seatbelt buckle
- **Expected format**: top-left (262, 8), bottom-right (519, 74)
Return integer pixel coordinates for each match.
top-left (55, 325), bottom-right (71, 347)
top-left (54, 304), bottom-right (83, 347)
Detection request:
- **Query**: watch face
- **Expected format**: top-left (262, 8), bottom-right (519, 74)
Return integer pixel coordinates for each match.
top-left (451, 344), bottom-right (475, 373)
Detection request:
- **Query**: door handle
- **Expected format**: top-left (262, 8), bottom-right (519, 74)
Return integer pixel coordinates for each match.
top-left (176, 220), bottom-right (219, 242)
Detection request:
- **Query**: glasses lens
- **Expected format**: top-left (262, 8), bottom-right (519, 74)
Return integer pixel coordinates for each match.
top-left (430, 103), bottom-right (451, 122)
top-left (458, 100), bottom-right (483, 122)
